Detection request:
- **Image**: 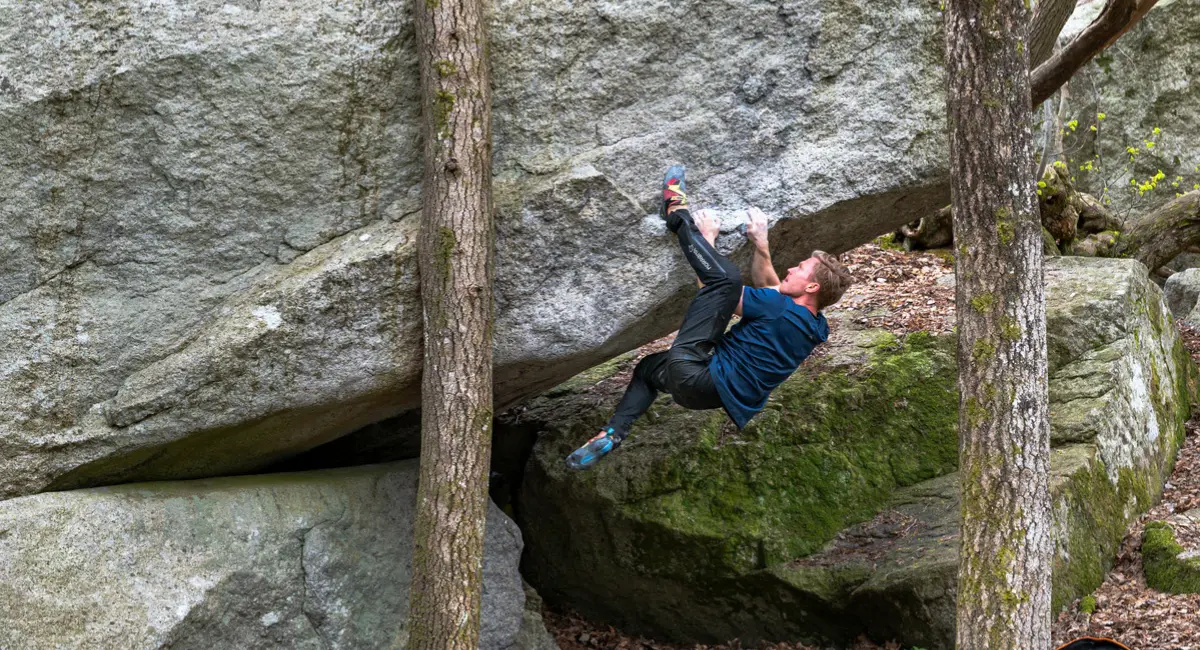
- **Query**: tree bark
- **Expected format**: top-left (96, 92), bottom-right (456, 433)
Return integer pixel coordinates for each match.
top-left (408, 0), bottom-right (495, 646)
top-left (945, 0), bottom-right (1053, 646)
top-left (1028, 0), bottom-right (1077, 70)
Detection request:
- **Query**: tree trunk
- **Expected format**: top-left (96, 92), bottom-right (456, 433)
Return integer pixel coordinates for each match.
top-left (1028, 0), bottom-right (1077, 69)
top-left (945, 0), bottom-right (1053, 646)
top-left (408, 0), bottom-right (495, 645)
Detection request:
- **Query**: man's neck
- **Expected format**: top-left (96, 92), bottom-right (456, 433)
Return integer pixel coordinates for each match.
top-left (791, 294), bottom-right (820, 316)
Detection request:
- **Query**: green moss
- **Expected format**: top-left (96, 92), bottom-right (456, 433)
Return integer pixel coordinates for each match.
top-left (620, 332), bottom-right (960, 566)
top-left (1000, 317), bottom-right (1021, 341)
top-left (434, 90), bottom-right (456, 136)
top-left (1143, 521), bottom-right (1200, 593)
top-left (930, 248), bottom-right (955, 266)
top-left (874, 233), bottom-right (905, 251)
top-left (972, 338), bottom-right (997, 363)
top-left (1049, 449), bottom-right (1158, 613)
top-left (438, 227), bottom-right (456, 269)
top-left (545, 352), bottom-right (638, 397)
top-left (997, 218), bottom-right (1015, 245)
top-left (434, 59), bottom-right (457, 77)
top-left (1042, 227), bottom-right (1061, 256)
top-left (970, 293), bottom-right (995, 313)
top-left (1080, 594), bottom-right (1097, 613)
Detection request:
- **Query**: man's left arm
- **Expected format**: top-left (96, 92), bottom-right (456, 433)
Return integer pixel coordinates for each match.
top-left (745, 207), bottom-right (781, 290)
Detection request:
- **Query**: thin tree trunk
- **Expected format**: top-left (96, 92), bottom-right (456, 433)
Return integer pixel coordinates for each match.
top-left (1028, 0), bottom-right (1077, 69)
top-left (945, 0), bottom-right (1053, 645)
top-left (408, 0), bottom-right (494, 645)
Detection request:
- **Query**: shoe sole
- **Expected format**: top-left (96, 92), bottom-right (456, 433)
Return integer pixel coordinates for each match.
top-left (565, 438), bottom-right (615, 470)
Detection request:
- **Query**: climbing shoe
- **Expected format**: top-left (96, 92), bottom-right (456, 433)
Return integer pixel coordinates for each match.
top-left (662, 164), bottom-right (688, 232)
top-left (565, 427), bottom-right (623, 470)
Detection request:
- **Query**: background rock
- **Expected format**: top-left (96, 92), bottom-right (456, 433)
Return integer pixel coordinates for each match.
top-left (1165, 268), bottom-right (1200, 319)
top-left (0, 0), bottom-right (949, 499)
top-left (511, 257), bottom-right (1195, 648)
top-left (0, 460), bottom-right (532, 649)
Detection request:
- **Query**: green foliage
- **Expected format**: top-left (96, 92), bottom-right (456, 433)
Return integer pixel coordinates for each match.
top-left (1080, 594), bottom-right (1097, 613)
top-left (1056, 110), bottom-right (1200, 215)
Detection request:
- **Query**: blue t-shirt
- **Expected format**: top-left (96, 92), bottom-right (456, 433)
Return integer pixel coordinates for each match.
top-left (709, 287), bottom-right (830, 428)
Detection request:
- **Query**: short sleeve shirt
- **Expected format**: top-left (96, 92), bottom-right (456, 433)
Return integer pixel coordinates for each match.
top-left (708, 287), bottom-right (830, 428)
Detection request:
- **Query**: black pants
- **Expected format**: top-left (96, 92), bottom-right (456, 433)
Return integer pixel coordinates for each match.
top-left (606, 209), bottom-right (743, 436)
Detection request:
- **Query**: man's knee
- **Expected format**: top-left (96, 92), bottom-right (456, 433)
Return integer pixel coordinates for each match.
top-left (722, 261), bottom-right (743, 287)
top-left (634, 352), bottom-right (669, 386)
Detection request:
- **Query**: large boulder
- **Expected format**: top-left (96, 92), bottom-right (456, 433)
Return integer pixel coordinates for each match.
top-left (511, 257), bottom-right (1195, 648)
top-left (0, 460), bottom-right (536, 649)
top-left (0, 0), bottom-right (949, 499)
top-left (1063, 0), bottom-right (1200, 218)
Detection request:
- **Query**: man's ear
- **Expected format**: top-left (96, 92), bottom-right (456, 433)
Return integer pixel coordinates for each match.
top-left (806, 282), bottom-right (820, 294)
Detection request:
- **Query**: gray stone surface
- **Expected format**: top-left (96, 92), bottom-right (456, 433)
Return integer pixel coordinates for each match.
top-left (0, 0), bottom-right (950, 498)
top-left (514, 583), bottom-right (561, 650)
top-left (1165, 268), bottom-right (1200, 319)
top-left (0, 460), bottom-right (531, 650)
top-left (512, 257), bottom-right (1194, 648)
top-left (1170, 253), bottom-right (1200, 273)
top-left (1063, 0), bottom-right (1200, 218)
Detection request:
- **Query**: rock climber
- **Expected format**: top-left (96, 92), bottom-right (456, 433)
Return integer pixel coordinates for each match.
top-left (566, 166), bottom-right (855, 470)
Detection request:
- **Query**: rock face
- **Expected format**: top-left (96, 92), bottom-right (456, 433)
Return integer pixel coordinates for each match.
top-left (1063, 0), bottom-right (1200, 218)
top-left (512, 257), bottom-right (1195, 648)
top-left (0, 0), bottom-right (949, 499)
top-left (0, 460), bottom-right (534, 649)
top-left (1165, 268), bottom-right (1200, 320)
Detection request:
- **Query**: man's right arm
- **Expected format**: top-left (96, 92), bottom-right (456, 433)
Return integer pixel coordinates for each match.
top-left (745, 207), bottom-right (781, 289)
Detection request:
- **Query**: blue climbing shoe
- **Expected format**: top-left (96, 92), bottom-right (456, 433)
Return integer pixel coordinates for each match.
top-left (662, 165), bottom-right (688, 232)
top-left (565, 428), bottom-right (623, 470)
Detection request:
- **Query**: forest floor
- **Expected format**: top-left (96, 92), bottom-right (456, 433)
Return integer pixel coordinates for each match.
top-left (540, 241), bottom-right (1200, 650)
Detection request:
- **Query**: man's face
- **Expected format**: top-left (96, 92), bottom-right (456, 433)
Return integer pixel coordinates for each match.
top-left (780, 257), bottom-right (820, 298)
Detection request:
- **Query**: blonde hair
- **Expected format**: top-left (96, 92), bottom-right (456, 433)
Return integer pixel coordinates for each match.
top-left (811, 250), bottom-right (853, 310)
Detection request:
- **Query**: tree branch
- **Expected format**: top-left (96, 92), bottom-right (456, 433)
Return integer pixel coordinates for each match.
top-left (1111, 191), bottom-right (1200, 272)
top-left (1101, 0), bottom-right (1160, 49)
top-left (1029, 0), bottom-right (1136, 108)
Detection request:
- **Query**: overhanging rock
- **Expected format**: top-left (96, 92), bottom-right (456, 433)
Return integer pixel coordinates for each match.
top-left (0, 0), bottom-right (949, 497)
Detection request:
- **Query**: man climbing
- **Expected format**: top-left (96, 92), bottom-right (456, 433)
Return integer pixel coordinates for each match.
top-left (565, 166), bottom-right (855, 469)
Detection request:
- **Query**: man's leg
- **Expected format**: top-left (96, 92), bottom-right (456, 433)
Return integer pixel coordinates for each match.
top-left (564, 166), bottom-right (739, 470)
top-left (666, 207), bottom-right (743, 362)
top-left (605, 352), bottom-right (669, 435)
top-left (564, 352), bottom-right (670, 470)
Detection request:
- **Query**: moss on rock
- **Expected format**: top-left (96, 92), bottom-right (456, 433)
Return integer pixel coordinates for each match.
top-left (1142, 518), bottom-right (1200, 594)
top-left (515, 327), bottom-right (958, 644)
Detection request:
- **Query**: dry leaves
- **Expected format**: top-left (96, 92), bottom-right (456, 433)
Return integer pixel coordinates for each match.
top-left (831, 243), bottom-right (956, 335)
